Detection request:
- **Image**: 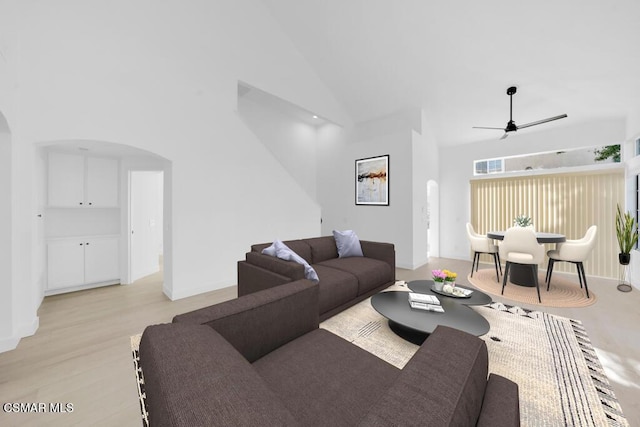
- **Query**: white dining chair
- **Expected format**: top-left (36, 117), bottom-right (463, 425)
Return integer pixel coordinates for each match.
top-left (545, 225), bottom-right (597, 298)
top-left (466, 223), bottom-right (502, 282)
top-left (499, 227), bottom-right (545, 303)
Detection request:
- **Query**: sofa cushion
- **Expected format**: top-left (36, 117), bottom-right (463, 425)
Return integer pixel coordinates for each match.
top-left (254, 329), bottom-right (400, 427)
top-left (252, 239), bottom-right (312, 264)
top-left (313, 265), bottom-right (359, 314)
top-left (139, 323), bottom-right (297, 427)
top-left (317, 257), bottom-right (392, 295)
top-left (304, 236), bottom-right (339, 263)
top-left (333, 229), bottom-right (364, 258)
top-left (262, 240), bottom-right (319, 283)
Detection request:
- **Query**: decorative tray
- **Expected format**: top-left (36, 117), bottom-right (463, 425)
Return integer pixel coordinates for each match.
top-left (431, 285), bottom-right (473, 299)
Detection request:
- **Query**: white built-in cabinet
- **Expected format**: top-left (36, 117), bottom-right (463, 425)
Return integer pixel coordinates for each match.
top-left (48, 152), bottom-right (119, 207)
top-left (45, 151), bottom-right (121, 295)
top-left (46, 236), bottom-right (120, 294)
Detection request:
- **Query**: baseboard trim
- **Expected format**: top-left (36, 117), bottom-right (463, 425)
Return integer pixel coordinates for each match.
top-left (0, 316), bottom-right (39, 354)
top-left (0, 336), bottom-right (19, 353)
top-left (164, 280), bottom-right (235, 301)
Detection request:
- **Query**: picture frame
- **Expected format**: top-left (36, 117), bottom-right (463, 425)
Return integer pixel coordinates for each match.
top-left (355, 155), bottom-right (389, 206)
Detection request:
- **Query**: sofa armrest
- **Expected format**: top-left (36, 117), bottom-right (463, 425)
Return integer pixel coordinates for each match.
top-left (360, 240), bottom-right (395, 274)
top-left (246, 251), bottom-right (306, 280)
top-left (173, 279), bottom-right (319, 362)
top-left (237, 261), bottom-right (292, 297)
top-left (139, 323), bottom-right (297, 427)
top-left (359, 326), bottom-right (489, 427)
top-left (477, 374), bottom-right (520, 427)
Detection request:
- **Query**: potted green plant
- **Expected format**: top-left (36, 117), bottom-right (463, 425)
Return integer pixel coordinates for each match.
top-left (615, 204), bottom-right (638, 266)
top-left (513, 214), bottom-right (533, 227)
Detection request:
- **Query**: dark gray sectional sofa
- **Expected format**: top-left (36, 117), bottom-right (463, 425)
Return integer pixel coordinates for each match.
top-left (237, 236), bottom-right (396, 321)
top-left (140, 279), bottom-right (520, 427)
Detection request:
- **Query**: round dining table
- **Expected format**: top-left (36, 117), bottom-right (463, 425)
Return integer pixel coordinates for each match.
top-left (487, 230), bottom-right (565, 287)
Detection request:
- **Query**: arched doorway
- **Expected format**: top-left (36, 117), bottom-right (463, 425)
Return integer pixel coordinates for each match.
top-left (36, 140), bottom-right (172, 296)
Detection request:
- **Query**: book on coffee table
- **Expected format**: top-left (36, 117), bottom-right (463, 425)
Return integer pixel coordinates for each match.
top-left (408, 292), bottom-right (440, 305)
top-left (409, 301), bottom-right (445, 312)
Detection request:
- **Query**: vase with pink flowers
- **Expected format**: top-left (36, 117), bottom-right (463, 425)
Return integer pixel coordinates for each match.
top-left (431, 269), bottom-right (447, 291)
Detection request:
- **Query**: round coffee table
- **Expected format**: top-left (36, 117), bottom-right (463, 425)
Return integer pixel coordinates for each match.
top-left (371, 280), bottom-right (491, 344)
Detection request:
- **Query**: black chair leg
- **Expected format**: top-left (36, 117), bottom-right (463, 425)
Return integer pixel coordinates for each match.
top-left (497, 253), bottom-right (503, 275)
top-left (575, 262), bottom-right (583, 289)
top-left (532, 264), bottom-right (541, 303)
top-left (579, 262), bottom-right (590, 298)
top-left (471, 252), bottom-right (477, 277)
top-left (502, 262), bottom-right (510, 295)
top-left (546, 259), bottom-right (555, 290)
top-left (493, 253), bottom-right (500, 282)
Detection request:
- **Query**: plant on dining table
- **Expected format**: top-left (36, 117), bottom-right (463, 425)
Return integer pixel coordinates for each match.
top-left (513, 214), bottom-right (533, 227)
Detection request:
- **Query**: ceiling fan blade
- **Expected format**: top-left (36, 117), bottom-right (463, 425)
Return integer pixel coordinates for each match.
top-left (472, 126), bottom-right (505, 130)
top-left (517, 114), bottom-right (567, 130)
top-left (500, 132), bottom-right (509, 140)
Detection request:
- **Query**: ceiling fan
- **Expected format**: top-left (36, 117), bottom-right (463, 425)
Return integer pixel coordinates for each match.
top-left (473, 86), bottom-right (567, 140)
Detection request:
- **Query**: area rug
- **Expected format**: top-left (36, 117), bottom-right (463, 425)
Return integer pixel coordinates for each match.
top-left (468, 268), bottom-right (597, 308)
top-left (320, 284), bottom-right (627, 427)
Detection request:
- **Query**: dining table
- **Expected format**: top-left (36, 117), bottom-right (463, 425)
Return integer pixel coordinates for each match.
top-left (487, 230), bottom-right (565, 287)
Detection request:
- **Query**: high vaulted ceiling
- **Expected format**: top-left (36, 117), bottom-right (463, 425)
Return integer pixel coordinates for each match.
top-left (262, 0), bottom-right (640, 146)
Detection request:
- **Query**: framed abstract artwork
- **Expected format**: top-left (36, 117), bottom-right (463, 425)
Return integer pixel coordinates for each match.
top-left (355, 155), bottom-right (389, 205)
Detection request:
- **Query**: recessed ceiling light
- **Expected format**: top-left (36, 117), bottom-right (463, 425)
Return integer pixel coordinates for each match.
top-left (312, 115), bottom-right (318, 119)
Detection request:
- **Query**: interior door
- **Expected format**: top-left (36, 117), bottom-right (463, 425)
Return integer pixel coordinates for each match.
top-left (130, 171), bottom-right (163, 282)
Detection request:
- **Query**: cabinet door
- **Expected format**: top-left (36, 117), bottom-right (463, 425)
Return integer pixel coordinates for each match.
top-left (84, 237), bottom-right (119, 284)
top-left (86, 157), bottom-right (119, 207)
top-left (48, 152), bottom-right (85, 207)
top-left (47, 240), bottom-right (85, 289)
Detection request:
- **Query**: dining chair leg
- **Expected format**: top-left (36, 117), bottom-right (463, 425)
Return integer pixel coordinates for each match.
top-left (497, 253), bottom-right (503, 275)
top-left (579, 262), bottom-right (590, 298)
top-left (492, 253), bottom-right (500, 282)
top-left (575, 262), bottom-right (584, 289)
top-left (532, 264), bottom-right (541, 303)
top-left (475, 253), bottom-right (480, 272)
top-left (501, 262), bottom-right (510, 295)
top-left (546, 258), bottom-right (555, 290)
top-left (471, 252), bottom-right (478, 277)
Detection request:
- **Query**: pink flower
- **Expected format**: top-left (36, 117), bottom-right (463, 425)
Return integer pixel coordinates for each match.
top-left (432, 269), bottom-right (447, 281)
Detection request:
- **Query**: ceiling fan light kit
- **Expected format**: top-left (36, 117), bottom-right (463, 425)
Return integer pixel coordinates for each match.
top-left (473, 86), bottom-right (567, 139)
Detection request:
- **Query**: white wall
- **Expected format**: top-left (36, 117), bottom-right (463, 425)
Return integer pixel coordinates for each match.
top-left (237, 92), bottom-right (319, 202)
top-left (411, 111), bottom-right (440, 268)
top-left (439, 118), bottom-right (627, 261)
top-left (317, 112), bottom-right (412, 268)
top-left (0, 0), bottom-right (349, 350)
top-left (0, 118), bottom-right (12, 348)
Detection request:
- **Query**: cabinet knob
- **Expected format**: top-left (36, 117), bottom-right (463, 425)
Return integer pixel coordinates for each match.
top-left (79, 243), bottom-right (83, 245)
top-left (79, 202), bottom-right (83, 205)
top-left (86, 242), bottom-right (90, 245)
top-left (89, 202), bottom-right (93, 205)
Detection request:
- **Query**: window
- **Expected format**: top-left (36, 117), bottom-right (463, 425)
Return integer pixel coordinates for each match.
top-left (473, 144), bottom-right (621, 176)
top-left (474, 158), bottom-right (503, 175)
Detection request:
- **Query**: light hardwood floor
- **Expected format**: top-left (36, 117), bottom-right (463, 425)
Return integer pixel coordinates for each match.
top-left (0, 257), bottom-right (638, 426)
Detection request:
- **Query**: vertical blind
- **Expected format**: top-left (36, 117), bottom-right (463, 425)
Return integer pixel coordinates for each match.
top-left (470, 168), bottom-right (624, 279)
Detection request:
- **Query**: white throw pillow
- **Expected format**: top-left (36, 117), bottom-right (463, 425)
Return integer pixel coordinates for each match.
top-left (262, 240), bottom-right (320, 283)
top-left (333, 230), bottom-right (364, 258)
